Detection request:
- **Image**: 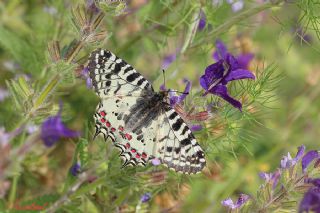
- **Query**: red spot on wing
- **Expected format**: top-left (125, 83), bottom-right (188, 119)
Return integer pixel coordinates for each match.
top-left (136, 153), bottom-right (140, 158)
top-left (118, 126), bottom-right (124, 131)
top-left (100, 111), bottom-right (106, 117)
top-left (100, 118), bottom-right (106, 123)
top-left (125, 143), bottom-right (130, 148)
top-left (142, 152), bottom-right (147, 158)
top-left (106, 121), bottom-right (111, 127)
top-left (131, 149), bottom-right (136, 153)
top-left (111, 127), bottom-right (116, 132)
top-left (125, 133), bottom-right (132, 140)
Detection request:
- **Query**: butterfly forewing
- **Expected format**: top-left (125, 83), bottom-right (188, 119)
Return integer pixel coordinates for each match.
top-left (88, 48), bottom-right (206, 174)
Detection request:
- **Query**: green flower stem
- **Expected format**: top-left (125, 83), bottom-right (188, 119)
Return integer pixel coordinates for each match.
top-left (33, 74), bottom-right (61, 110)
top-left (8, 174), bottom-right (19, 209)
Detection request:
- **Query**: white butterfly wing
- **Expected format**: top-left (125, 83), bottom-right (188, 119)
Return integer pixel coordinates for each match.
top-left (88, 49), bottom-right (206, 174)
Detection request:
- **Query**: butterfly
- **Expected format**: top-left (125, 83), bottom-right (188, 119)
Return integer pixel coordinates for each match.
top-left (87, 49), bottom-right (206, 174)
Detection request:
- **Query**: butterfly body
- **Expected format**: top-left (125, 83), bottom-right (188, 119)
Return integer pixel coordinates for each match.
top-left (87, 49), bottom-right (205, 174)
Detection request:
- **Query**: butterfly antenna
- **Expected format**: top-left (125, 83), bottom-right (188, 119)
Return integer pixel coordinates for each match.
top-left (162, 69), bottom-right (166, 89)
top-left (170, 90), bottom-right (189, 95)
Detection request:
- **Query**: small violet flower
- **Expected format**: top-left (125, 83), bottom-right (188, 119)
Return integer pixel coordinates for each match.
top-left (221, 194), bottom-right (250, 210)
top-left (151, 158), bottom-right (161, 166)
top-left (190, 124), bottom-right (202, 132)
top-left (168, 79), bottom-right (191, 106)
top-left (280, 145), bottom-right (305, 169)
top-left (82, 67), bottom-right (93, 89)
top-left (259, 169), bottom-right (281, 189)
top-left (160, 79), bottom-right (191, 107)
top-left (198, 10), bottom-right (206, 31)
top-left (302, 150), bottom-right (320, 172)
top-left (200, 40), bottom-right (255, 111)
top-left (161, 53), bottom-right (176, 70)
top-left (140, 192), bottom-right (152, 203)
top-left (41, 105), bottom-right (80, 147)
top-left (70, 162), bottom-right (81, 176)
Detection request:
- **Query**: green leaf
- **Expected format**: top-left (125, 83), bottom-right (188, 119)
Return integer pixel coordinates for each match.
top-left (0, 26), bottom-right (43, 74)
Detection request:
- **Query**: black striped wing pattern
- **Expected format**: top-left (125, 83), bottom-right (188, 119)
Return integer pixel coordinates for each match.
top-left (87, 49), bottom-right (206, 174)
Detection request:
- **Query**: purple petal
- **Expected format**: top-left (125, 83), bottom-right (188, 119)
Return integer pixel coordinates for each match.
top-left (299, 187), bottom-right (320, 213)
top-left (235, 194), bottom-right (250, 208)
top-left (151, 158), bottom-right (161, 166)
top-left (221, 198), bottom-right (235, 209)
top-left (259, 172), bottom-right (271, 181)
top-left (190, 125), bottom-right (202, 132)
top-left (205, 60), bottom-right (225, 79)
top-left (213, 40), bottom-right (228, 61)
top-left (199, 75), bottom-right (209, 91)
top-left (198, 10), bottom-right (206, 31)
top-left (226, 53), bottom-right (241, 70)
top-left (160, 84), bottom-right (167, 91)
top-left (41, 108), bottom-right (80, 147)
top-left (70, 162), bottom-right (81, 176)
top-left (162, 54), bottom-right (176, 70)
top-left (140, 193), bottom-right (152, 203)
top-left (177, 79), bottom-right (191, 102)
top-left (294, 145), bottom-right (306, 162)
top-left (271, 169), bottom-right (281, 189)
top-left (231, 0), bottom-right (244, 12)
top-left (209, 85), bottom-right (242, 111)
top-left (223, 69), bottom-right (255, 83)
top-left (201, 60), bottom-right (225, 90)
top-left (280, 152), bottom-right (293, 169)
top-left (302, 150), bottom-right (320, 172)
top-left (236, 53), bottom-right (254, 70)
top-left (259, 170), bottom-right (281, 189)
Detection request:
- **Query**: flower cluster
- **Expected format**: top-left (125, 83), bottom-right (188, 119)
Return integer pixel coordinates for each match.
top-left (200, 40), bottom-right (255, 111)
top-left (222, 145), bottom-right (320, 212)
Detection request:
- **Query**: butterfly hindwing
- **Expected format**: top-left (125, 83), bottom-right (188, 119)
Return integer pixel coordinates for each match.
top-left (88, 48), bottom-right (206, 174)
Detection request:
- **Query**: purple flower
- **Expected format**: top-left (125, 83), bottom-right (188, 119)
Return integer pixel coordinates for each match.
top-left (140, 192), bottom-right (151, 203)
top-left (198, 10), bottom-right (206, 31)
top-left (70, 162), bottom-right (81, 176)
top-left (259, 169), bottom-right (281, 189)
top-left (299, 187), bottom-right (320, 213)
top-left (41, 106), bottom-right (80, 147)
top-left (151, 158), bottom-right (161, 166)
top-left (302, 150), bottom-right (320, 172)
top-left (280, 145), bottom-right (305, 169)
top-left (168, 79), bottom-right (191, 106)
top-left (161, 54), bottom-right (176, 70)
top-left (221, 194), bottom-right (250, 210)
top-left (82, 67), bottom-right (93, 88)
top-left (190, 124), bottom-right (202, 132)
top-left (200, 40), bottom-right (255, 111)
top-left (230, 0), bottom-right (244, 12)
